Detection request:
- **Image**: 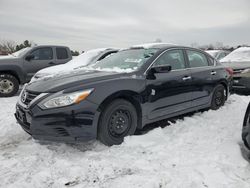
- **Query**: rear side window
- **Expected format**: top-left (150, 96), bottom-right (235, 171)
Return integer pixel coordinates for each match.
top-left (31, 47), bottom-right (53, 60)
top-left (154, 49), bottom-right (186, 70)
top-left (187, 50), bottom-right (209, 68)
top-left (217, 52), bottom-right (227, 60)
top-left (56, 48), bottom-right (68, 59)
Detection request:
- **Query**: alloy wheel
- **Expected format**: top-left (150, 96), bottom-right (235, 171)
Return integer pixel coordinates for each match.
top-left (0, 79), bottom-right (14, 94)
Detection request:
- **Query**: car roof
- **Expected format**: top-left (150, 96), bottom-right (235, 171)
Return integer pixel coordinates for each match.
top-left (32, 45), bottom-right (70, 48)
top-left (130, 43), bottom-right (210, 55)
top-left (131, 43), bottom-right (178, 49)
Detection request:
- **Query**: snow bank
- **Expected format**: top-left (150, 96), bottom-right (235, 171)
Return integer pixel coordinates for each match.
top-left (221, 47), bottom-right (250, 62)
top-left (0, 95), bottom-right (250, 187)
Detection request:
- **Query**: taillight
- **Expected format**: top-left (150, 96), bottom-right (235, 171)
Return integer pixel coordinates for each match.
top-left (225, 67), bottom-right (234, 76)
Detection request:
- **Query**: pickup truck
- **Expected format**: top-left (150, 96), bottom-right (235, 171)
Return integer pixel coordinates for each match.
top-left (0, 45), bottom-right (72, 97)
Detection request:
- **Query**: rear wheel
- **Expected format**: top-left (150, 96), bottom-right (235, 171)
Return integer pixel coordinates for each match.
top-left (0, 74), bottom-right (19, 97)
top-left (210, 84), bottom-right (226, 110)
top-left (97, 99), bottom-right (137, 146)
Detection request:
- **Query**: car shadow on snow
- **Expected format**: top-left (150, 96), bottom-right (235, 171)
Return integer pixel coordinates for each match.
top-left (134, 110), bottom-right (201, 135)
top-left (239, 142), bottom-right (250, 163)
top-left (233, 90), bottom-right (250, 96)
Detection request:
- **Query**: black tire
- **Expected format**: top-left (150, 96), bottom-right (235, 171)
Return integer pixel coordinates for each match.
top-left (242, 103), bottom-right (250, 149)
top-left (0, 74), bottom-right (19, 97)
top-left (210, 84), bottom-right (226, 110)
top-left (97, 99), bottom-right (138, 146)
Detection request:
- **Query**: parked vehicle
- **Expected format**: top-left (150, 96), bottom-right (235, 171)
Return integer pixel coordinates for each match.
top-left (30, 48), bottom-right (118, 82)
top-left (0, 45), bottom-right (72, 97)
top-left (15, 43), bottom-right (231, 146)
top-left (220, 47), bottom-right (250, 92)
top-left (206, 50), bottom-right (230, 60)
top-left (242, 102), bottom-right (250, 150)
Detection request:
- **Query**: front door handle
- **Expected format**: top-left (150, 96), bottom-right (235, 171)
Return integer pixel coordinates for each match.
top-left (211, 71), bottom-right (217, 75)
top-left (182, 76), bottom-right (192, 81)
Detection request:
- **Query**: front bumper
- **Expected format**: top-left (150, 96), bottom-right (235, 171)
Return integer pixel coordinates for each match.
top-left (15, 99), bottom-right (100, 143)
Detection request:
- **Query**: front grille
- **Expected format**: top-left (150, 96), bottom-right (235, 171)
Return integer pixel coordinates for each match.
top-left (22, 91), bottom-right (40, 105)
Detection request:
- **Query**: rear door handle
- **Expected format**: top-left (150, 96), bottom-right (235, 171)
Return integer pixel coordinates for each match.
top-left (211, 71), bottom-right (217, 75)
top-left (182, 76), bottom-right (192, 81)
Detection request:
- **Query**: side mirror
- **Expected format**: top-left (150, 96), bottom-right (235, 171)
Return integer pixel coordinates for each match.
top-left (25, 54), bottom-right (35, 61)
top-left (151, 65), bottom-right (172, 73)
top-left (146, 65), bottom-right (172, 79)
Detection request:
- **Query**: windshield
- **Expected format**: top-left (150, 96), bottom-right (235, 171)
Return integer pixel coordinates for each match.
top-left (69, 48), bottom-right (107, 67)
top-left (91, 48), bottom-right (158, 72)
top-left (11, 47), bottom-right (31, 57)
top-left (221, 47), bottom-right (250, 62)
top-left (206, 50), bottom-right (219, 58)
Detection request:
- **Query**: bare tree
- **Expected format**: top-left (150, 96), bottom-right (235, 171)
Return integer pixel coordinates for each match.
top-left (0, 40), bottom-right (16, 53)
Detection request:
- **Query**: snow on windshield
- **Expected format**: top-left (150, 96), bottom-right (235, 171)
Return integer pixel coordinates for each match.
top-left (68, 48), bottom-right (108, 66)
top-left (220, 47), bottom-right (250, 62)
top-left (91, 48), bottom-right (158, 73)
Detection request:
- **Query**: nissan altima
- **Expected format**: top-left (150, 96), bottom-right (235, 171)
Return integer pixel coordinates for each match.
top-left (15, 43), bottom-right (231, 146)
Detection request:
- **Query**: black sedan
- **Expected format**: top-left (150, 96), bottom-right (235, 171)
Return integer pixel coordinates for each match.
top-left (15, 44), bottom-right (231, 146)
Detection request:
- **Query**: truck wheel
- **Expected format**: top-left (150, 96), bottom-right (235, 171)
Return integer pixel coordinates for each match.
top-left (0, 74), bottom-right (19, 97)
top-left (210, 84), bottom-right (226, 110)
top-left (97, 99), bottom-right (137, 146)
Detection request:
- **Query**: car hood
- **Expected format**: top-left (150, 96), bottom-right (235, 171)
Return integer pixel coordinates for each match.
top-left (0, 55), bottom-right (19, 63)
top-left (221, 61), bottom-right (250, 70)
top-left (26, 70), bottom-right (128, 93)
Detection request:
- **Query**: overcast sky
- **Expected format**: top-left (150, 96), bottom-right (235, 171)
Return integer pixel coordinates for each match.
top-left (0, 0), bottom-right (250, 51)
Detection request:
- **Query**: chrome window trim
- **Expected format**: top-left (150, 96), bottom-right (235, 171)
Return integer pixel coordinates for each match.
top-left (144, 48), bottom-right (216, 75)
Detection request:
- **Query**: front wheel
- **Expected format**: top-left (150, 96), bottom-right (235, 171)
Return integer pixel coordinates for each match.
top-left (97, 99), bottom-right (138, 146)
top-left (210, 84), bottom-right (226, 110)
top-left (0, 74), bottom-right (19, 97)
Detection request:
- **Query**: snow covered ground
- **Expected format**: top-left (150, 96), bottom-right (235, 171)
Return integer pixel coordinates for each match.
top-left (1, 95), bottom-right (250, 188)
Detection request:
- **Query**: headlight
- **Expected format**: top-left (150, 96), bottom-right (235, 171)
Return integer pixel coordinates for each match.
top-left (241, 69), bottom-right (250, 74)
top-left (42, 89), bottom-right (94, 109)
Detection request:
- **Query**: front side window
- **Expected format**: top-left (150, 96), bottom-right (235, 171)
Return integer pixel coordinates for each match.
top-left (92, 48), bottom-right (158, 72)
top-left (187, 50), bottom-right (209, 68)
top-left (153, 49), bottom-right (186, 70)
top-left (56, 48), bottom-right (68, 59)
top-left (31, 48), bottom-right (53, 60)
